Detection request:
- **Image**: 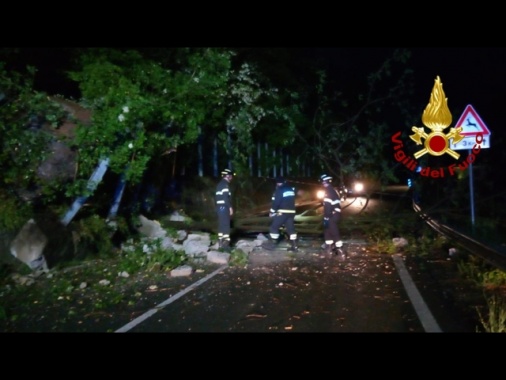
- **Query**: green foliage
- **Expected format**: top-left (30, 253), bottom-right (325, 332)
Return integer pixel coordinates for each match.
top-left (154, 224), bottom-right (179, 240)
top-left (66, 48), bottom-right (298, 183)
top-left (482, 270), bottom-right (506, 289)
top-left (477, 294), bottom-right (506, 333)
top-left (453, 254), bottom-right (506, 333)
top-left (456, 258), bottom-right (485, 286)
top-left (224, 61), bottom-right (297, 166)
top-left (403, 231), bottom-right (447, 257)
top-left (0, 190), bottom-right (33, 232)
top-left (228, 248), bottom-right (249, 267)
top-left (1, 48), bottom-right (419, 211)
top-left (367, 222), bottom-right (398, 254)
top-left (69, 49), bottom-right (229, 181)
top-left (48, 277), bottom-right (76, 296)
top-left (118, 238), bottom-right (187, 273)
top-left (457, 257), bottom-right (506, 289)
top-left (366, 216), bottom-right (445, 256)
top-left (73, 215), bottom-right (117, 259)
top-left (0, 63), bottom-right (67, 202)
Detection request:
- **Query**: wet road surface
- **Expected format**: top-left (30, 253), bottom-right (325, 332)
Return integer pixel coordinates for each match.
top-left (117, 239), bottom-right (435, 333)
top-left (111, 189), bottom-right (485, 333)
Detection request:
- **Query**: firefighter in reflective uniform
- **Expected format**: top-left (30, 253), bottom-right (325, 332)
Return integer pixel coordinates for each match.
top-left (320, 174), bottom-right (344, 256)
top-left (215, 169), bottom-right (234, 250)
top-left (262, 176), bottom-right (298, 252)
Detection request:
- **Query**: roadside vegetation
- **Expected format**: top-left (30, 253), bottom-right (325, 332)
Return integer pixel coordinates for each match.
top-left (0, 220), bottom-right (241, 332)
top-left (366, 214), bottom-right (506, 333)
top-left (456, 255), bottom-right (506, 333)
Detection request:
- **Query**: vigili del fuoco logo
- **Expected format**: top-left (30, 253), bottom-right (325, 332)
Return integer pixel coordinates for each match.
top-left (391, 76), bottom-right (486, 178)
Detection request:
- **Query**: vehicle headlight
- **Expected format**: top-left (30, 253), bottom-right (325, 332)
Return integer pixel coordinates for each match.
top-left (354, 182), bottom-right (364, 193)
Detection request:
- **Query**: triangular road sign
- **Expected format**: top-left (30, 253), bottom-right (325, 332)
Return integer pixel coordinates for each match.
top-left (454, 104), bottom-right (491, 136)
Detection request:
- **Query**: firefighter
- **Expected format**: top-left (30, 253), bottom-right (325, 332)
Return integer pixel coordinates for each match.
top-left (262, 176), bottom-right (298, 252)
top-left (215, 168), bottom-right (234, 250)
top-left (320, 174), bottom-right (344, 256)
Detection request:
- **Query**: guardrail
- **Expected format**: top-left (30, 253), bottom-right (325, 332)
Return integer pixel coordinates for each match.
top-left (413, 202), bottom-right (506, 272)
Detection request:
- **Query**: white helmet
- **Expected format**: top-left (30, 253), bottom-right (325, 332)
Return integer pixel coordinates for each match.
top-left (320, 174), bottom-right (332, 183)
top-left (221, 169), bottom-right (234, 177)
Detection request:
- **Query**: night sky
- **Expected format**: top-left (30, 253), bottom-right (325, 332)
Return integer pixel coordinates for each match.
top-left (408, 48), bottom-right (504, 131)
top-left (7, 47), bottom-right (505, 152)
top-left (312, 47), bottom-right (504, 134)
top-left (16, 47), bottom-right (504, 134)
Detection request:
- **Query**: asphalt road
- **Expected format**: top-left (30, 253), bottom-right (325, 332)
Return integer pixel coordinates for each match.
top-left (114, 235), bottom-right (483, 333)
top-left (115, 239), bottom-right (425, 332)
top-left (112, 189), bottom-right (483, 333)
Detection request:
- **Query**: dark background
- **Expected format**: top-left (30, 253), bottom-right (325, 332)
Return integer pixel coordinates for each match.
top-left (12, 47), bottom-right (504, 132)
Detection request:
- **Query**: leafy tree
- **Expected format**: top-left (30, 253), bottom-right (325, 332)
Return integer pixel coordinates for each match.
top-left (0, 48), bottom-right (418, 228)
top-left (67, 48), bottom-right (298, 183)
top-left (293, 49), bottom-right (417, 190)
top-left (0, 57), bottom-right (71, 230)
top-left (0, 48), bottom-right (302, 219)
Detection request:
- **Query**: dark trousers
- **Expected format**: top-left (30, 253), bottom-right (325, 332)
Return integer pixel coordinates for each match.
top-left (324, 212), bottom-right (341, 245)
top-left (270, 214), bottom-right (296, 240)
top-left (217, 206), bottom-right (231, 241)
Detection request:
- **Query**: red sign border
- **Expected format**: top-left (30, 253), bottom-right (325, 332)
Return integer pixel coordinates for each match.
top-left (454, 104), bottom-right (491, 136)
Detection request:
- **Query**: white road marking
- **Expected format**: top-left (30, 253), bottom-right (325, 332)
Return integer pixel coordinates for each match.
top-left (392, 254), bottom-right (442, 333)
top-left (115, 265), bottom-right (228, 333)
top-left (115, 250), bottom-right (442, 333)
